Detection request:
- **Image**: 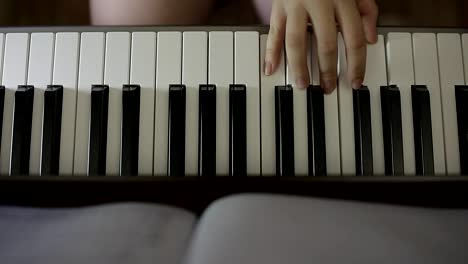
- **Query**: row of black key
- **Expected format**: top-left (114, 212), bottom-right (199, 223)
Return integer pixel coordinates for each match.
top-left (1, 83), bottom-right (467, 176)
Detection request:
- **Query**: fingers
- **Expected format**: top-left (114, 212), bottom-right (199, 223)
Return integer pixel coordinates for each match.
top-left (357, 0), bottom-right (379, 44)
top-left (304, 0), bottom-right (337, 94)
top-left (265, 1), bottom-right (286, 76)
top-left (285, 4), bottom-right (310, 89)
top-left (335, 0), bottom-right (367, 89)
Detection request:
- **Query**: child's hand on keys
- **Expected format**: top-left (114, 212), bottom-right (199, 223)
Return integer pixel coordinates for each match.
top-left (264, 0), bottom-right (378, 93)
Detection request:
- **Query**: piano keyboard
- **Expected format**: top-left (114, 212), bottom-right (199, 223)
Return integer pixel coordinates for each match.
top-left (0, 26), bottom-right (467, 177)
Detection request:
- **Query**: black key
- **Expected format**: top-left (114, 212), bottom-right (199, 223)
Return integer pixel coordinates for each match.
top-left (41, 85), bottom-right (63, 176)
top-left (121, 84), bottom-right (140, 176)
top-left (229, 84), bottom-right (247, 176)
top-left (307, 85), bottom-right (326, 176)
top-left (198, 84), bottom-right (216, 176)
top-left (380, 85), bottom-right (404, 175)
top-left (11, 85), bottom-right (34, 176)
top-left (353, 86), bottom-right (373, 176)
top-left (168, 84), bottom-right (186, 177)
top-left (412, 85), bottom-right (434, 175)
top-left (0, 86), bottom-right (5, 154)
top-left (455, 85), bottom-right (468, 175)
top-left (275, 85), bottom-right (294, 176)
top-left (88, 85), bottom-right (109, 176)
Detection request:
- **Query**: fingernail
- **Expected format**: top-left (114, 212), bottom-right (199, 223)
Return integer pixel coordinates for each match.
top-left (324, 80), bottom-right (335, 93)
top-left (352, 79), bottom-right (362, 90)
top-left (264, 61), bottom-right (272, 76)
top-left (296, 77), bottom-right (308, 89)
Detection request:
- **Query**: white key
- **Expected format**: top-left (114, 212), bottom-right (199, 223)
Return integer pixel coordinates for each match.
top-left (337, 34), bottom-right (355, 176)
top-left (130, 32), bottom-right (156, 176)
top-left (364, 35), bottom-right (387, 175)
top-left (260, 34), bottom-right (285, 175)
top-left (209, 32), bottom-right (233, 176)
top-left (463, 34), bottom-right (468, 85)
top-left (412, 33), bottom-right (445, 174)
top-left (0, 34), bottom-right (4, 84)
top-left (104, 32), bottom-right (130, 176)
top-left (286, 51), bottom-right (308, 176)
top-left (74, 32), bottom-right (105, 175)
top-left (154, 32), bottom-right (182, 176)
top-left (183, 32), bottom-right (207, 176)
top-left (52, 33), bottom-right (79, 175)
top-left (386, 32), bottom-right (415, 175)
top-left (234, 32), bottom-right (261, 175)
top-left (438, 33), bottom-right (465, 175)
top-left (311, 35), bottom-right (341, 175)
top-left (1, 33), bottom-right (30, 175)
top-left (27, 33), bottom-right (54, 175)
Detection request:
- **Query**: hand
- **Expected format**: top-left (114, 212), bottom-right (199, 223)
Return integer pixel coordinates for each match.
top-left (264, 0), bottom-right (378, 93)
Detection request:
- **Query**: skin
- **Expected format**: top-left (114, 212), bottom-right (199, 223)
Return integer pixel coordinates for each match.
top-left (90, 0), bottom-right (214, 25)
top-left (262, 0), bottom-right (378, 93)
top-left (90, 0), bottom-right (378, 93)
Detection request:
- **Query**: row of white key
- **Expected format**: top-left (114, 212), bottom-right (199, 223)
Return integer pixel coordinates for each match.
top-left (0, 31), bottom-right (467, 176)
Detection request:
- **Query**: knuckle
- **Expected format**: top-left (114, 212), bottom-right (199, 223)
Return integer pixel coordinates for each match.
top-left (320, 69), bottom-right (337, 81)
top-left (286, 32), bottom-right (304, 50)
top-left (318, 39), bottom-right (337, 56)
top-left (348, 35), bottom-right (367, 51)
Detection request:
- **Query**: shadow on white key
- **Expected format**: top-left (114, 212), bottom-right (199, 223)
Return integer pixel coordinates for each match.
top-left (28, 33), bottom-right (54, 176)
top-left (104, 32), bottom-right (131, 176)
top-left (183, 32), bottom-right (207, 176)
top-left (130, 32), bottom-right (156, 176)
top-left (364, 35), bottom-right (387, 175)
top-left (154, 32), bottom-right (182, 176)
top-left (53, 32), bottom-right (79, 175)
top-left (310, 34), bottom-right (341, 176)
top-left (74, 32), bottom-right (105, 176)
top-left (386, 32), bottom-right (416, 175)
top-left (260, 34), bottom-right (286, 176)
top-left (438, 33), bottom-right (465, 175)
top-left (209, 32), bottom-right (233, 176)
top-left (234, 31), bottom-right (260, 176)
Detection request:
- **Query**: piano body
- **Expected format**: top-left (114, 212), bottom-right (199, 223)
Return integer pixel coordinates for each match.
top-left (0, 26), bottom-right (467, 213)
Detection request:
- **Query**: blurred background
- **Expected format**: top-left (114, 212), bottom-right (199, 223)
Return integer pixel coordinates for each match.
top-left (0, 0), bottom-right (467, 27)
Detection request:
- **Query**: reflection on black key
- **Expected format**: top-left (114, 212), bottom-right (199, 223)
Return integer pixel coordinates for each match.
top-left (0, 86), bottom-right (4, 154)
top-left (353, 86), bottom-right (373, 176)
top-left (88, 85), bottom-right (109, 176)
top-left (380, 85), bottom-right (404, 175)
top-left (121, 84), bottom-right (140, 176)
top-left (168, 84), bottom-right (186, 177)
top-left (455, 85), bottom-right (468, 175)
top-left (412, 85), bottom-right (434, 175)
top-left (11, 85), bottom-right (34, 175)
top-left (199, 84), bottom-right (216, 176)
top-left (41, 85), bottom-right (63, 176)
top-left (229, 84), bottom-right (246, 176)
top-left (307, 85), bottom-right (326, 176)
top-left (275, 85), bottom-right (294, 176)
